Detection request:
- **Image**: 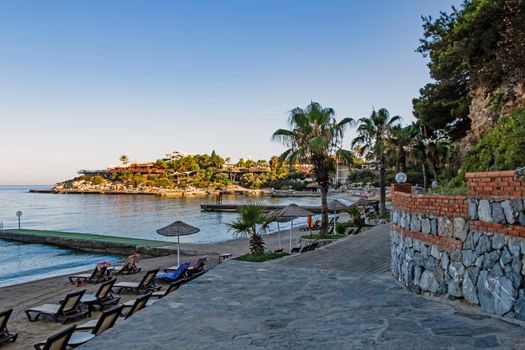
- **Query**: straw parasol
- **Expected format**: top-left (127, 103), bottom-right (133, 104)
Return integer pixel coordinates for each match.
top-left (327, 199), bottom-right (350, 232)
top-left (351, 197), bottom-right (370, 207)
top-left (157, 221), bottom-right (200, 266)
top-left (275, 204), bottom-right (314, 253)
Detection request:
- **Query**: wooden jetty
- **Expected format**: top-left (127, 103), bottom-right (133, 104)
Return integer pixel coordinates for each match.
top-left (200, 204), bottom-right (348, 214)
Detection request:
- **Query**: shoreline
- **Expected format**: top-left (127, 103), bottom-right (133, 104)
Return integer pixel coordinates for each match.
top-left (0, 224), bottom-right (313, 289)
top-left (31, 185), bottom-right (273, 197)
top-left (0, 225), bottom-right (319, 349)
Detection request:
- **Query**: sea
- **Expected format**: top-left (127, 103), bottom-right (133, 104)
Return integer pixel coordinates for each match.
top-left (0, 185), bottom-right (340, 287)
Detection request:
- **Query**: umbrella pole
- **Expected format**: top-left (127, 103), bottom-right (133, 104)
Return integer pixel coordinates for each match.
top-left (334, 210), bottom-right (337, 234)
top-left (289, 219), bottom-right (294, 253)
top-left (177, 236), bottom-right (180, 267)
top-left (277, 222), bottom-right (282, 250)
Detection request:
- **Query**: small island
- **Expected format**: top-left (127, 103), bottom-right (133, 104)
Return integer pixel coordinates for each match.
top-left (36, 151), bottom-right (318, 197)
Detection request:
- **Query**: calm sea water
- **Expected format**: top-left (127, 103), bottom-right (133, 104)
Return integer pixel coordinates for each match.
top-left (0, 185), bottom-right (337, 286)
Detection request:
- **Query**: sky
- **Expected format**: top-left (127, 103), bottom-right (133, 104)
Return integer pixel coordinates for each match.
top-left (0, 0), bottom-right (462, 185)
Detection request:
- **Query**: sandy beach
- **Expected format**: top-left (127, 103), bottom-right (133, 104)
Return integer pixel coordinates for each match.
top-left (0, 227), bottom-right (311, 349)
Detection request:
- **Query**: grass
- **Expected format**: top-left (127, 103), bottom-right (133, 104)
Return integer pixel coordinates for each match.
top-left (301, 233), bottom-right (347, 240)
top-left (2, 229), bottom-right (171, 248)
top-left (235, 251), bottom-right (289, 262)
top-left (429, 185), bottom-right (468, 196)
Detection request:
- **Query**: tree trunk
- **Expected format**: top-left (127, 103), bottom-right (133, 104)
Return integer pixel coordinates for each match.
top-left (319, 184), bottom-right (329, 237)
top-left (400, 151), bottom-right (406, 173)
top-left (379, 154), bottom-right (386, 214)
top-left (422, 162), bottom-right (428, 190)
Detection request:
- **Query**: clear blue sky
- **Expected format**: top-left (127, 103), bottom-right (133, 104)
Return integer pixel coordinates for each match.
top-left (0, 0), bottom-right (461, 185)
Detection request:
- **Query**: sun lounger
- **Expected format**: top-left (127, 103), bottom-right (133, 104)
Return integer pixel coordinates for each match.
top-left (0, 309), bottom-right (18, 346)
top-left (165, 256), bottom-right (207, 276)
top-left (112, 269), bottom-right (160, 294)
top-left (155, 262), bottom-right (190, 283)
top-left (291, 242), bottom-right (319, 254)
top-left (151, 279), bottom-right (184, 299)
top-left (306, 242), bottom-right (319, 251)
top-left (108, 254), bottom-right (141, 275)
top-left (76, 292), bottom-right (149, 332)
top-left (80, 279), bottom-right (120, 312)
top-left (121, 292), bottom-right (152, 318)
top-left (25, 290), bottom-right (89, 323)
top-left (188, 256), bottom-right (207, 275)
top-left (34, 325), bottom-right (76, 350)
top-left (67, 305), bottom-right (124, 347)
top-left (69, 265), bottom-right (111, 285)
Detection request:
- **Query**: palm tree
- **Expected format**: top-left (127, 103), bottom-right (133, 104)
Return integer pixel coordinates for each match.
top-left (352, 108), bottom-right (401, 214)
top-left (272, 102), bottom-right (354, 236)
top-left (406, 121), bottom-right (429, 190)
top-left (387, 125), bottom-right (412, 172)
top-left (227, 203), bottom-right (270, 254)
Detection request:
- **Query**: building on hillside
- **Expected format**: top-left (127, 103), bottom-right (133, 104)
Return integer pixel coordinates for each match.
top-left (106, 162), bottom-right (166, 174)
top-left (362, 160), bottom-right (380, 170)
top-left (163, 150), bottom-right (190, 162)
top-left (333, 163), bottom-right (351, 185)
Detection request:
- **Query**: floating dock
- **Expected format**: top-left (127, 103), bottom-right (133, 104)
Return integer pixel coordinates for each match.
top-left (0, 229), bottom-right (182, 257)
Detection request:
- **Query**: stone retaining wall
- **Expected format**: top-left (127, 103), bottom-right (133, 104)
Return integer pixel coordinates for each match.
top-left (390, 169), bottom-right (525, 320)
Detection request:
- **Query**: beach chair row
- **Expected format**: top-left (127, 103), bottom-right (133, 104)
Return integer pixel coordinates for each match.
top-left (0, 256), bottom-right (207, 349)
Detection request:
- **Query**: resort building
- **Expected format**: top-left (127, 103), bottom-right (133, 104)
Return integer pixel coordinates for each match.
top-left (163, 150), bottom-right (190, 162)
top-left (106, 163), bottom-right (166, 174)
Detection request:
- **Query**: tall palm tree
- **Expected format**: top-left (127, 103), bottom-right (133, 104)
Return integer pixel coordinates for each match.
top-left (272, 102), bottom-right (354, 236)
top-left (352, 108), bottom-right (401, 213)
top-left (227, 203), bottom-right (270, 254)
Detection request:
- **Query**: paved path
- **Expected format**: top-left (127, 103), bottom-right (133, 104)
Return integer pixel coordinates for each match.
top-left (277, 224), bottom-right (391, 273)
top-left (80, 225), bottom-right (525, 349)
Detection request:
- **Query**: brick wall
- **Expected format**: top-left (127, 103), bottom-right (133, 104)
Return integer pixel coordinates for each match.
top-left (466, 170), bottom-right (525, 197)
top-left (390, 169), bottom-right (525, 319)
top-left (391, 191), bottom-right (468, 219)
top-left (391, 225), bottom-right (463, 250)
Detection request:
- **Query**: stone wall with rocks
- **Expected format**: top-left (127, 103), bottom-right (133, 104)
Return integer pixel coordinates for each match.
top-left (390, 169), bottom-right (525, 320)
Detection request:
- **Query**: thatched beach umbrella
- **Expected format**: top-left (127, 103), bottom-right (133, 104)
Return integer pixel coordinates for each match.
top-left (352, 197), bottom-right (370, 207)
top-left (275, 204), bottom-right (314, 253)
top-left (157, 221), bottom-right (200, 266)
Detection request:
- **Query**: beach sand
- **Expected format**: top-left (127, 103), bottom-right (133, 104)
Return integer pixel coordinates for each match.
top-left (0, 226), bottom-right (314, 349)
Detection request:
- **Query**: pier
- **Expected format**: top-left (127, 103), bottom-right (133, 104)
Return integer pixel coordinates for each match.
top-left (0, 229), bottom-right (188, 257)
top-left (200, 204), bottom-right (346, 214)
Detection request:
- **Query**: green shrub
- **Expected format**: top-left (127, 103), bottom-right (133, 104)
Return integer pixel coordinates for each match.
top-left (235, 251), bottom-right (288, 262)
top-left (451, 109), bottom-right (525, 186)
top-left (90, 175), bottom-right (105, 185)
top-left (302, 233), bottom-right (346, 240)
top-left (335, 221), bottom-right (353, 235)
top-left (348, 169), bottom-right (378, 186)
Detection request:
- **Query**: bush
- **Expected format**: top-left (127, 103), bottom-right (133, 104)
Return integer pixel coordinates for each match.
top-left (451, 109), bottom-right (525, 186)
top-left (336, 221), bottom-right (353, 235)
top-left (90, 175), bottom-right (105, 185)
top-left (347, 169), bottom-right (378, 186)
top-left (235, 251), bottom-right (288, 262)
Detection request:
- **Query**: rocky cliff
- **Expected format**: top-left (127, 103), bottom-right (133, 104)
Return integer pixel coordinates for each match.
top-left (460, 82), bottom-right (525, 157)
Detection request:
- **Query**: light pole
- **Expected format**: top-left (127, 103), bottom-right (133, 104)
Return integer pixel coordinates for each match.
top-left (16, 211), bottom-right (23, 230)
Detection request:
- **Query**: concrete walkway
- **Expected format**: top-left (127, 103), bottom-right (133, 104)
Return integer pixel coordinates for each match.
top-left (80, 225), bottom-right (525, 349)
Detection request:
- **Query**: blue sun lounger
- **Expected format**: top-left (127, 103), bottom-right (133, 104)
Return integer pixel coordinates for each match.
top-left (155, 262), bottom-right (190, 283)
